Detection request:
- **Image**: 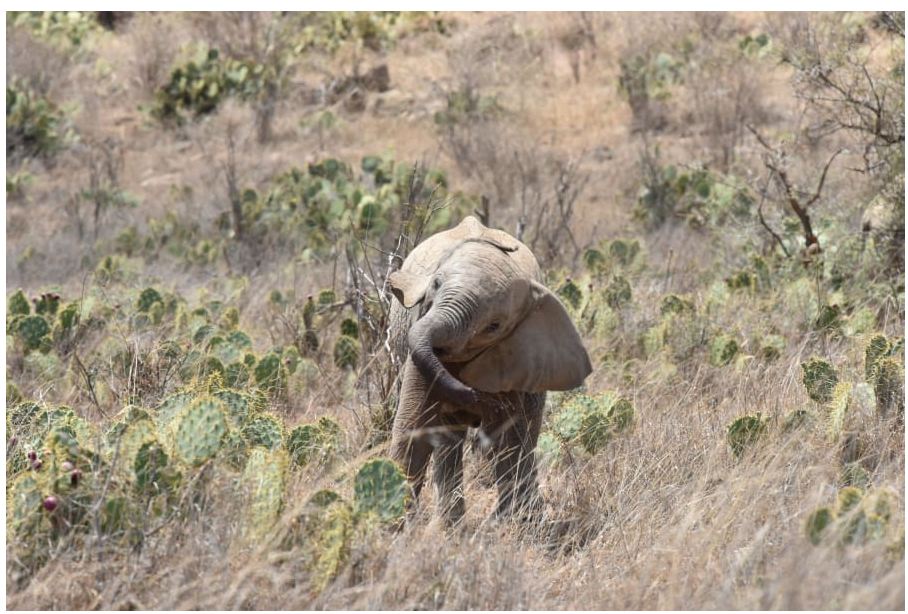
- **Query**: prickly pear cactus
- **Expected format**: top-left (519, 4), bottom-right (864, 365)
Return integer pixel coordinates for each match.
top-left (582, 247), bottom-right (606, 273)
top-left (171, 396), bottom-right (229, 466)
top-left (841, 462), bottom-right (871, 489)
top-left (311, 501), bottom-right (354, 590)
top-left (57, 302), bottom-right (80, 333)
top-left (709, 334), bottom-right (739, 367)
top-left (222, 361), bottom-right (249, 388)
top-left (536, 432), bottom-right (563, 467)
top-left (814, 304), bottom-right (842, 331)
top-left (242, 413), bottom-right (284, 450)
top-left (758, 334), bottom-right (785, 361)
top-left (801, 357), bottom-right (838, 404)
top-left (805, 507), bottom-right (834, 545)
top-left (660, 294), bottom-right (694, 316)
top-left (333, 336), bottom-right (360, 370)
top-left (254, 352), bottom-right (286, 392)
top-left (287, 417), bottom-right (341, 467)
top-left (154, 391), bottom-right (194, 429)
top-left (836, 486), bottom-right (864, 515)
top-left (552, 394), bottom-right (597, 442)
top-left (241, 447), bottom-right (287, 541)
top-left (339, 318), bottom-right (359, 338)
top-left (604, 275), bottom-right (632, 309)
top-left (317, 289), bottom-right (336, 306)
top-left (872, 358), bottom-right (903, 417)
top-left (137, 287), bottom-right (163, 313)
top-left (7, 473), bottom-right (45, 537)
top-left (864, 334), bottom-right (892, 381)
top-left (353, 458), bottom-right (409, 523)
top-left (107, 411), bottom-right (158, 475)
top-left (17, 315), bottom-right (50, 351)
top-left (608, 238), bottom-right (639, 267)
top-left (557, 278), bottom-right (583, 311)
top-left (826, 382), bottom-right (852, 439)
top-left (726, 413), bottom-right (768, 457)
top-left (8, 289), bottom-right (30, 317)
top-left (213, 389), bottom-right (252, 428)
top-left (134, 441), bottom-right (180, 496)
top-left (552, 392), bottom-right (635, 454)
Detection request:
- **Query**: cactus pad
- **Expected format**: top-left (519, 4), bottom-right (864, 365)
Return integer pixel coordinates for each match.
top-left (241, 447), bottom-right (287, 541)
top-left (872, 358), bottom-right (903, 417)
top-left (553, 392), bottom-right (634, 454)
top-left (709, 334), bottom-right (739, 367)
top-left (805, 507), bottom-right (834, 545)
top-left (8, 289), bottom-right (30, 316)
top-left (17, 315), bottom-right (50, 351)
top-left (287, 417), bottom-right (341, 467)
top-left (841, 462), bottom-right (871, 490)
top-left (557, 279), bottom-right (583, 311)
top-left (340, 318), bottom-right (359, 338)
top-left (242, 413), bottom-right (284, 450)
top-left (171, 396), bottom-right (229, 466)
top-left (134, 441), bottom-right (180, 496)
top-left (154, 392), bottom-right (194, 429)
top-left (604, 275), bottom-right (632, 309)
top-left (826, 382), bottom-right (852, 439)
top-left (333, 336), bottom-right (360, 370)
top-left (137, 287), bottom-right (163, 313)
top-left (254, 352), bottom-right (286, 392)
top-left (801, 358), bottom-right (838, 404)
top-left (311, 501), bottom-right (353, 590)
top-left (660, 294), bottom-right (694, 316)
top-left (353, 458), bottom-right (408, 523)
top-left (864, 334), bottom-right (892, 381)
top-left (726, 413), bottom-right (768, 457)
top-left (213, 389), bottom-right (252, 428)
top-left (836, 487), bottom-right (864, 515)
top-left (8, 473), bottom-right (44, 536)
top-left (758, 335), bottom-right (785, 361)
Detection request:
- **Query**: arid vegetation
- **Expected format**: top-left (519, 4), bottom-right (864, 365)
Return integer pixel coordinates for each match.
top-left (5, 11), bottom-right (905, 609)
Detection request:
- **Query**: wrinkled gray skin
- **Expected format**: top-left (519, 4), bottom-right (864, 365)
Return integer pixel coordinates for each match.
top-left (388, 216), bottom-right (592, 525)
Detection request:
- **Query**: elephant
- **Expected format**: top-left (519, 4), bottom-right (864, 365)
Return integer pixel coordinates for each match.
top-left (387, 216), bottom-right (592, 525)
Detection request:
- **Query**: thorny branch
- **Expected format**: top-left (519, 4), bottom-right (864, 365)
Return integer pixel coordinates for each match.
top-left (747, 124), bottom-right (843, 252)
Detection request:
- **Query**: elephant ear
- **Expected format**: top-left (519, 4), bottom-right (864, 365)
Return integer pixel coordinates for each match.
top-left (459, 282), bottom-right (592, 393)
top-left (388, 270), bottom-right (430, 308)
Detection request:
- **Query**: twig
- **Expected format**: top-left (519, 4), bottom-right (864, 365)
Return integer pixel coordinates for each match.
top-left (755, 171), bottom-right (791, 257)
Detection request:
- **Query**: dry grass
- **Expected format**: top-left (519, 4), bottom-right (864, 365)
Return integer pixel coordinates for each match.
top-left (6, 11), bottom-right (905, 610)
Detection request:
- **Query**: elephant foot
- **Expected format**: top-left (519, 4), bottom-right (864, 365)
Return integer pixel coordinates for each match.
top-left (493, 491), bottom-right (545, 525)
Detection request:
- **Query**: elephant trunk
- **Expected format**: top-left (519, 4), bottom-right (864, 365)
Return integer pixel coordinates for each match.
top-left (409, 308), bottom-right (478, 406)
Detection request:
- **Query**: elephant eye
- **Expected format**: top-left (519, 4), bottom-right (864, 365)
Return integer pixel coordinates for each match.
top-left (484, 321), bottom-right (500, 334)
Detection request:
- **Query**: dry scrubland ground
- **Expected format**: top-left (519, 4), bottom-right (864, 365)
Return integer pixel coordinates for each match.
top-left (5, 11), bottom-right (906, 609)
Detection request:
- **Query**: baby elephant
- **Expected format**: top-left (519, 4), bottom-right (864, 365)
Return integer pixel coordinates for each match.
top-left (388, 216), bottom-right (592, 524)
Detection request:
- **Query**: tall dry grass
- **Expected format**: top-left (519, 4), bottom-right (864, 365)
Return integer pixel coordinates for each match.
top-left (6, 11), bottom-right (904, 610)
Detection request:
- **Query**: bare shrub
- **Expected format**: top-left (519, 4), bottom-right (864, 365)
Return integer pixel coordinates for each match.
top-left (190, 12), bottom-right (299, 143)
top-left (125, 13), bottom-right (179, 98)
top-left (767, 12), bottom-right (905, 271)
top-left (6, 26), bottom-right (73, 99)
top-left (681, 21), bottom-right (772, 172)
top-left (64, 137), bottom-right (137, 241)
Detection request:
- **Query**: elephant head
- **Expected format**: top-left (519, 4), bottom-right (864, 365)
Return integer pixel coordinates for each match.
top-left (389, 236), bottom-right (592, 405)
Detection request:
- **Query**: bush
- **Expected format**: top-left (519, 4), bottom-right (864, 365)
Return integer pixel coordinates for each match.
top-left (635, 150), bottom-right (753, 230)
top-left (6, 80), bottom-right (71, 163)
top-left (151, 47), bottom-right (270, 124)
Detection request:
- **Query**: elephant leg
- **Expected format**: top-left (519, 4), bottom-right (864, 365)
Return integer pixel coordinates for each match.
top-left (431, 417), bottom-right (468, 526)
top-left (389, 359), bottom-right (438, 507)
top-left (487, 392), bottom-right (545, 521)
